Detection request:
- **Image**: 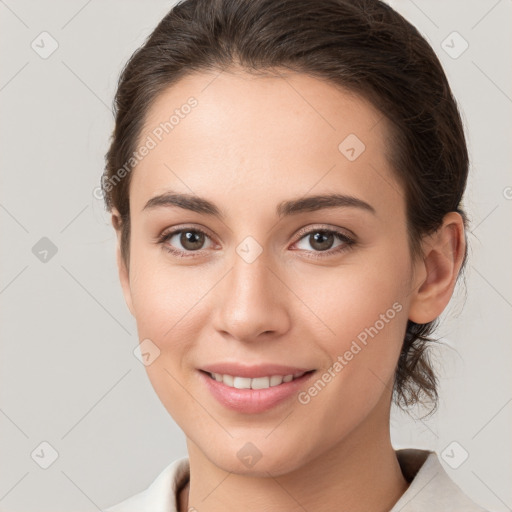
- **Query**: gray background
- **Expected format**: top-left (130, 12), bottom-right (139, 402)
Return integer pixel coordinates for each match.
top-left (0, 0), bottom-right (511, 511)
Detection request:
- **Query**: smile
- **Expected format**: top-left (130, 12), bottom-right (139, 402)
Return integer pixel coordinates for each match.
top-left (208, 371), bottom-right (309, 389)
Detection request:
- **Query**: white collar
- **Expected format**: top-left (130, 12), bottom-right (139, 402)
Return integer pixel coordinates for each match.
top-left (105, 449), bottom-right (489, 512)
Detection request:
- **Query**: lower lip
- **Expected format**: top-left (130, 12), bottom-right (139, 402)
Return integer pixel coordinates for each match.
top-left (198, 370), bottom-right (316, 414)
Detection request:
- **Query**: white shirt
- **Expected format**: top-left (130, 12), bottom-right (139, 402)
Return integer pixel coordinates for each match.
top-left (105, 448), bottom-right (492, 512)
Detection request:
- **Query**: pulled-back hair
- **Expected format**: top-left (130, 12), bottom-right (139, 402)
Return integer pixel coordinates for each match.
top-left (102, 0), bottom-right (469, 415)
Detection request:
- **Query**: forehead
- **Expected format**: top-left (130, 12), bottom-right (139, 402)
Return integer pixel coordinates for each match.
top-left (130, 69), bottom-right (403, 218)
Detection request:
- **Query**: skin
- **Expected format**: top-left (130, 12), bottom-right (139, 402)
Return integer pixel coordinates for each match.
top-left (111, 68), bottom-right (465, 512)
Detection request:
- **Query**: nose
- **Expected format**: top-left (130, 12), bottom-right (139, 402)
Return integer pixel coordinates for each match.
top-left (211, 250), bottom-right (291, 343)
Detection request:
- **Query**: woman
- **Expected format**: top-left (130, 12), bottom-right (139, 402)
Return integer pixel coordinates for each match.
top-left (102, 0), bottom-right (490, 510)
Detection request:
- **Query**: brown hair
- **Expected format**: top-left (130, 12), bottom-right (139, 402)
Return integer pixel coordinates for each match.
top-left (102, 0), bottom-right (469, 415)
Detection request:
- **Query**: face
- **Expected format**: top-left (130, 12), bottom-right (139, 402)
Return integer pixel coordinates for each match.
top-left (115, 69), bottom-right (419, 476)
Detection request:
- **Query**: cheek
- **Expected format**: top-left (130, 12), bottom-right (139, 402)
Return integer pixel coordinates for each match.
top-left (292, 275), bottom-right (408, 441)
top-left (128, 244), bottom-right (206, 335)
top-left (292, 253), bottom-right (409, 345)
top-left (126, 254), bottom-right (206, 423)
top-left (290, 250), bottom-right (410, 397)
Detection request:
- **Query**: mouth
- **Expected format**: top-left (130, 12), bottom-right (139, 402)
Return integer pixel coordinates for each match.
top-left (201, 369), bottom-right (316, 390)
top-left (198, 368), bottom-right (317, 414)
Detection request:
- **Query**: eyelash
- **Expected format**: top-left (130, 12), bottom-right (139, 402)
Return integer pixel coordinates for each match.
top-left (156, 225), bottom-right (356, 260)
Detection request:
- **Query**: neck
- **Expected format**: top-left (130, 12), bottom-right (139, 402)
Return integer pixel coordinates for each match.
top-left (179, 398), bottom-right (409, 512)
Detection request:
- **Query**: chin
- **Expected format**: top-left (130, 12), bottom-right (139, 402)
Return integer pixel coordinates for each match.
top-left (203, 440), bottom-right (309, 478)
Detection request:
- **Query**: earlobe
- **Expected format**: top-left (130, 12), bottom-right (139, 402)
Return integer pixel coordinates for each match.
top-left (111, 208), bottom-right (135, 317)
top-left (408, 212), bottom-right (466, 324)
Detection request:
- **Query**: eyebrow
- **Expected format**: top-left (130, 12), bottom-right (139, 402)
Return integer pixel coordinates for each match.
top-left (142, 191), bottom-right (376, 218)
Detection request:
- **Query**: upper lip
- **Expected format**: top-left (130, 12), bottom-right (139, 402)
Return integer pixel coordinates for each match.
top-left (200, 363), bottom-right (315, 379)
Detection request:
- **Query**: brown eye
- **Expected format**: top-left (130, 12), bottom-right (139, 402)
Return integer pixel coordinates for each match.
top-left (159, 227), bottom-right (214, 255)
top-left (179, 230), bottom-right (206, 251)
top-left (308, 231), bottom-right (335, 251)
top-left (292, 227), bottom-right (355, 258)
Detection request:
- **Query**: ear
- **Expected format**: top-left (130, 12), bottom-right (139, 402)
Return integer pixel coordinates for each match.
top-left (111, 208), bottom-right (135, 317)
top-left (408, 212), bottom-right (466, 324)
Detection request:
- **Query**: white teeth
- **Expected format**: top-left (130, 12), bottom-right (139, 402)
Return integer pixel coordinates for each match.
top-left (233, 376), bottom-right (252, 389)
top-left (249, 377), bottom-right (270, 390)
top-left (270, 375), bottom-right (283, 386)
top-left (222, 374), bottom-right (234, 387)
top-left (210, 371), bottom-right (307, 389)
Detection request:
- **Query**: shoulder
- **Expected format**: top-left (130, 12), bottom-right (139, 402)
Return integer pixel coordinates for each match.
top-left (104, 457), bottom-right (190, 512)
top-left (392, 448), bottom-right (495, 512)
